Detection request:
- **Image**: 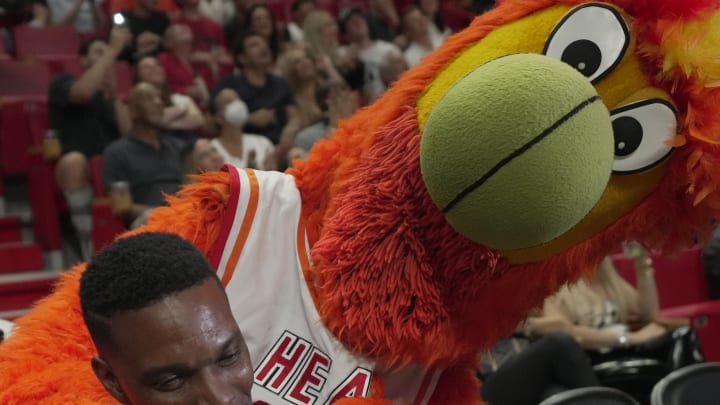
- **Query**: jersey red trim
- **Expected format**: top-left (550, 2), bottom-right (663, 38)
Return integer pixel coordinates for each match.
top-left (208, 164), bottom-right (241, 269)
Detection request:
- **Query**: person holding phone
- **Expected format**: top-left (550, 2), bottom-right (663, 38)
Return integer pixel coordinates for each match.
top-left (117, 0), bottom-right (171, 60)
top-left (49, 25), bottom-right (132, 259)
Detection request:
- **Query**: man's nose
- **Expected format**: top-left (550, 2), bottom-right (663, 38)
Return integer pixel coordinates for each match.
top-left (196, 370), bottom-right (241, 405)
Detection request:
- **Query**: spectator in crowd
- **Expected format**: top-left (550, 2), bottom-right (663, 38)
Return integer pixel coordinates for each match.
top-left (366, 0), bottom-right (400, 43)
top-left (173, 0), bottom-right (226, 52)
top-left (0, 0), bottom-right (50, 27)
top-left (338, 6), bottom-right (402, 102)
top-left (80, 232), bottom-right (254, 405)
top-left (102, 82), bottom-right (184, 228)
top-left (223, 0), bottom-right (264, 49)
top-left (401, 4), bottom-right (443, 67)
top-left (47, 0), bottom-right (106, 33)
top-left (278, 47), bottom-right (336, 133)
top-left (119, 0), bottom-right (171, 59)
top-left (157, 24), bottom-right (211, 106)
top-left (526, 243), bottom-right (664, 350)
top-left (198, 0), bottom-right (234, 25)
top-left (379, 46), bottom-right (408, 90)
top-left (245, 3), bottom-right (285, 57)
top-left (292, 81), bottom-right (358, 159)
top-left (214, 32), bottom-right (298, 145)
top-left (49, 28), bottom-right (132, 259)
top-left (466, 0), bottom-right (496, 14)
top-left (109, 0), bottom-right (176, 16)
top-left (180, 138), bottom-right (225, 177)
top-left (210, 89), bottom-right (276, 170)
top-left (286, 0), bottom-right (314, 42)
top-left (417, 0), bottom-right (451, 44)
top-left (302, 9), bottom-right (365, 93)
top-left (135, 55), bottom-right (205, 132)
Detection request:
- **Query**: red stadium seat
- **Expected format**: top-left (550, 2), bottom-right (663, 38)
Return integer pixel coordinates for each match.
top-left (0, 100), bottom-right (38, 174)
top-left (0, 40), bottom-right (10, 61)
top-left (0, 98), bottom-right (63, 256)
top-left (0, 60), bottom-right (50, 100)
top-left (660, 301), bottom-right (720, 362)
top-left (12, 25), bottom-right (80, 61)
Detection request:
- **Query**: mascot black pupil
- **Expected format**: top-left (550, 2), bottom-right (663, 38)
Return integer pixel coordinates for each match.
top-left (561, 39), bottom-right (602, 77)
top-left (612, 116), bottom-right (643, 157)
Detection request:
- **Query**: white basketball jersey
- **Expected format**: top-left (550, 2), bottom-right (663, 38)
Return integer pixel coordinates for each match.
top-left (209, 166), bottom-right (442, 405)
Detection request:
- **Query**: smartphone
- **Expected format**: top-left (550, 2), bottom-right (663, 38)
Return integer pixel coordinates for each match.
top-left (113, 12), bottom-right (126, 26)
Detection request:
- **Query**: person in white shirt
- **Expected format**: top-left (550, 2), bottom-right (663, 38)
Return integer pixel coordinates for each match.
top-left (210, 88), bottom-right (277, 170)
top-left (199, 0), bottom-right (234, 25)
top-left (401, 5), bottom-right (443, 67)
top-left (417, 0), bottom-right (451, 45)
top-left (338, 7), bottom-right (402, 102)
top-left (286, 0), bottom-right (316, 42)
top-left (47, 0), bottom-right (106, 33)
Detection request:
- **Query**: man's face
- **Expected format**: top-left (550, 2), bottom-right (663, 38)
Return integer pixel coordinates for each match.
top-left (138, 0), bottom-right (158, 11)
top-left (95, 279), bottom-right (253, 404)
top-left (344, 13), bottom-right (368, 43)
top-left (293, 1), bottom-right (315, 24)
top-left (239, 35), bottom-right (272, 69)
top-left (193, 139), bottom-right (225, 172)
top-left (83, 40), bottom-right (108, 68)
top-left (137, 57), bottom-right (166, 88)
top-left (404, 9), bottom-right (429, 40)
top-left (129, 83), bottom-right (165, 128)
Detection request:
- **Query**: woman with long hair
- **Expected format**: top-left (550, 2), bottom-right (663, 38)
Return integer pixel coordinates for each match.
top-left (528, 244), bottom-right (663, 350)
top-left (302, 9), bottom-right (365, 93)
top-left (245, 4), bottom-right (286, 58)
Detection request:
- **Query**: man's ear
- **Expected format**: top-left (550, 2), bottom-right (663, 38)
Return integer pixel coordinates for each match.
top-left (91, 356), bottom-right (130, 404)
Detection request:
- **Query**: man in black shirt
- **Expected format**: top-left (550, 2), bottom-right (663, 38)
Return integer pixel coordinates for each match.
top-left (102, 83), bottom-right (184, 228)
top-left (119, 0), bottom-right (171, 60)
top-left (49, 26), bottom-right (132, 259)
top-left (213, 33), bottom-right (298, 145)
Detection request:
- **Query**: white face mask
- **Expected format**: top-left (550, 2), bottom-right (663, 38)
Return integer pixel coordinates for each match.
top-left (223, 99), bottom-right (249, 127)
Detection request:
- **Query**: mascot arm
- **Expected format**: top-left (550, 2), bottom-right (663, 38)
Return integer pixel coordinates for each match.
top-left (0, 172), bottom-right (232, 403)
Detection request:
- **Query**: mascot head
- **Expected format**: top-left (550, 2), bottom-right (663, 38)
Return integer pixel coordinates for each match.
top-left (290, 0), bottom-right (720, 366)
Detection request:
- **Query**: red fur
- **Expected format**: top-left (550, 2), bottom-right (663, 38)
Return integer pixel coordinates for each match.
top-left (2, 1), bottom-right (720, 404)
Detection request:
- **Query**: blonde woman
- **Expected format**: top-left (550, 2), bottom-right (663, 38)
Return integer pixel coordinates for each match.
top-left (526, 243), bottom-right (665, 350)
top-left (302, 10), bottom-right (366, 93)
top-left (277, 47), bottom-right (327, 131)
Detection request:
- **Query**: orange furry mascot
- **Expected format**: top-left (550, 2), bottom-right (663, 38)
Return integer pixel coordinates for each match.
top-left (2, 0), bottom-right (720, 404)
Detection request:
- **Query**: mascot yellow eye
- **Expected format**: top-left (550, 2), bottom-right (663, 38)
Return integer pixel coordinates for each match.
top-left (610, 99), bottom-right (678, 174)
top-left (543, 3), bottom-right (630, 83)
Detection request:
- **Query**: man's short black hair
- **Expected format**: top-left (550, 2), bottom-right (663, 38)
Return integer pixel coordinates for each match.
top-left (290, 0), bottom-right (314, 13)
top-left (79, 36), bottom-right (106, 57)
top-left (231, 31), bottom-right (266, 69)
top-left (80, 232), bottom-right (220, 350)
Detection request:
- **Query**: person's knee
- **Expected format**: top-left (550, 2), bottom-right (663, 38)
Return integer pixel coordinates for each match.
top-left (541, 333), bottom-right (579, 353)
top-left (56, 152), bottom-right (90, 190)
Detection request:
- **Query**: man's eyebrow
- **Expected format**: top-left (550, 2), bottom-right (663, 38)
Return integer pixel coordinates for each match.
top-left (216, 331), bottom-right (245, 357)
